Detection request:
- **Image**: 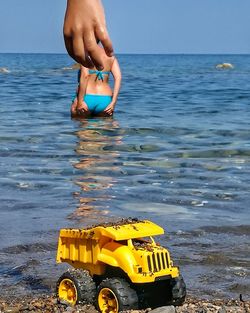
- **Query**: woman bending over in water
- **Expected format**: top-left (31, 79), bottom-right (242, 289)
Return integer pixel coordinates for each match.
top-left (71, 48), bottom-right (122, 118)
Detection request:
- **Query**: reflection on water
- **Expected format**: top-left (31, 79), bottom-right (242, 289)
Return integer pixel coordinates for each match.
top-left (69, 118), bottom-right (123, 222)
top-left (65, 116), bottom-right (250, 300)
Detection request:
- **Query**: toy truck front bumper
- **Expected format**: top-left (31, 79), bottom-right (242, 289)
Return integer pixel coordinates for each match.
top-left (129, 265), bottom-right (180, 283)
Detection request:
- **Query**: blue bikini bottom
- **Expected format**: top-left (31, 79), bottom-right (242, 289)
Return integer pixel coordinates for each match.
top-left (84, 94), bottom-right (112, 114)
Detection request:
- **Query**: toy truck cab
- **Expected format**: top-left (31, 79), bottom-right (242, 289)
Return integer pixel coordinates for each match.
top-left (56, 219), bottom-right (186, 312)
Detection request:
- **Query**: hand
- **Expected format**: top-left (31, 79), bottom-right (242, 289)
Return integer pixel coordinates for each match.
top-left (104, 102), bottom-right (115, 116)
top-left (64, 0), bottom-right (113, 70)
top-left (76, 101), bottom-right (89, 114)
top-left (71, 100), bottom-right (78, 115)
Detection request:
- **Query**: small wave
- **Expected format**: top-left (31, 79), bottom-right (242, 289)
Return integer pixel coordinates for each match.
top-left (172, 225), bottom-right (250, 239)
top-left (1, 242), bottom-right (56, 254)
top-left (201, 224), bottom-right (250, 235)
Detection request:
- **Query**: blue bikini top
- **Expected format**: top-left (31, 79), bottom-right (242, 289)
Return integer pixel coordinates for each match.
top-left (89, 69), bottom-right (110, 81)
top-left (77, 69), bottom-right (110, 83)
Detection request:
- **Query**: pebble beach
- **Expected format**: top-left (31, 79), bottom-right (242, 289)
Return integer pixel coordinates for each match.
top-left (0, 296), bottom-right (249, 313)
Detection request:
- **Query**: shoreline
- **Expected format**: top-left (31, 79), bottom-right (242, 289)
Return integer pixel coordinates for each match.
top-left (0, 295), bottom-right (249, 313)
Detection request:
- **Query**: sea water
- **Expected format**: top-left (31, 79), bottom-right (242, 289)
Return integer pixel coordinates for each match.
top-left (0, 53), bottom-right (249, 299)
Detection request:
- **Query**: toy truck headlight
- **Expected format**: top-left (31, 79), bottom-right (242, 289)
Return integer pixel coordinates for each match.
top-left (134, 265), bottom-right (143, 274)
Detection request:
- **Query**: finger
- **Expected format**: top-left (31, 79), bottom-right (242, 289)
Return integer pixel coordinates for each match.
top-left (72, 36), bottom-right (94, 68)
top-left (95, 26), bottom-right (114, 57)
top-left (105, 106), bottom-right (111, 111)
top-left (77, 107), bottom-right (85, 112)
top-left (64, 35), bottom-right (74, 60)
top-left (84, 50), bottom-right (95, 69)
top-left (84, 30), bottom-right (104, 70)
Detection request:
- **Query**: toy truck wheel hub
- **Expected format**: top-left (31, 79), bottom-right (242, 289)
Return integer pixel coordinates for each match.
top-left (98, 288), bottom-right (119, 312)
top-left (58, 279), bottom-right (77, 304)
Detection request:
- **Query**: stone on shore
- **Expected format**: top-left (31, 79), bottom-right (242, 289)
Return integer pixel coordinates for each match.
top-left (150, 306), bottom-right (176, 313)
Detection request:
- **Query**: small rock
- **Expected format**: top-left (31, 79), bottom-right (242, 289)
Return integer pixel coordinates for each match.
top-left (52, 298), bottom-right (58, 305)
top-left (218, 307), bottom-right (227, 313)
top-left (0, 67), bottom-right (10, 73)
top-left (20, 305), bottom-right (29, 311)
top-left (196, 309), bottom-right (207, 313)
top-left (216, 63), bottom-right (234, 69)
top-left (28, 304), bottom-right (36, 311)
top-left (3, 306), bottom-right (20, 313)
top-left (32, 301), bottom-right (44, 309)
top-left (150, 306), bottom-right (176, 313)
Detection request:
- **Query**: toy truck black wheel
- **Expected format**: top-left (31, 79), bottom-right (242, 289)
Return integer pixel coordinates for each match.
top-left (56, 269), bottom-right (96, 306)
top-left (96, 277), bottom-right (138, 313)
top-left (170, 275), bottom-right (186, 306)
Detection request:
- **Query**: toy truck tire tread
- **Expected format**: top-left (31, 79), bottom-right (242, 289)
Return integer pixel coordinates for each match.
top-left (170, 275), bottom-right (186, 306)
top-left (57, 269), bottom-right (96, 305)
top-left (96, 277), bottom-right (138, 312)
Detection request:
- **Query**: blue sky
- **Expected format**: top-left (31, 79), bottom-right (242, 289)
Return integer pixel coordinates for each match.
top-left (0, 0), bottom-right (249, 54)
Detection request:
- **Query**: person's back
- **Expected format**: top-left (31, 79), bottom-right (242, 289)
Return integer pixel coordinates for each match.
top-left (86, 49), bottom-right (114, 96)
top-left (71, 47), bottom-right (122, 118)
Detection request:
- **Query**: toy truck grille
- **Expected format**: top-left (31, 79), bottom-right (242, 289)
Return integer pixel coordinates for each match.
top-left (147, 252), bottom-right (169, 272)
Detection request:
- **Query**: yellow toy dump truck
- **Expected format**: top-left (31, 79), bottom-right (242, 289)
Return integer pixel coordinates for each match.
top-left (56, 218), bottom-right (186, 312)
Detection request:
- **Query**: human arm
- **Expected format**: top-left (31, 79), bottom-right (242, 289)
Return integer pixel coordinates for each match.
top-left (63, 0), bottom-right (113, 70)
top-left (104, 58), bottom-right (122, 116)
top-left (76, 66), bottom-right (90, 113)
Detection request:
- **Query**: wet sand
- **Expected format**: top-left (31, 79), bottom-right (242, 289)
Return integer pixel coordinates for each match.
top-left (0, 295), bottom-right (249, 313)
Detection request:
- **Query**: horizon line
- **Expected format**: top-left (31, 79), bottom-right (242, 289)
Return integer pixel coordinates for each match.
top-left (0, 52), bottom-right (250, 56)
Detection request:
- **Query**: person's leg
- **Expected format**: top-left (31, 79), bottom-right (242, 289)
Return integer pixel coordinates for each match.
top-left (96, 111), bottom-right (112, 117)
top-left (74, 111), bottom-right (92, 118)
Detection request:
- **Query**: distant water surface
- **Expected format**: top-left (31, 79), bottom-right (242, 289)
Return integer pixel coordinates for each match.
top-left (0, 53), bottom-right (249, 299)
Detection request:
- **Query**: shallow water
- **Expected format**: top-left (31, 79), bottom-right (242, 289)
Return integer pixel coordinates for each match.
top-left (0, 53), bottom-right (249, 299)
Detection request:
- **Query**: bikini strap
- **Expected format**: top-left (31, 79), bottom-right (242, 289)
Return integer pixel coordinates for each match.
top-left (89, 70), bottom-right (110, 81)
